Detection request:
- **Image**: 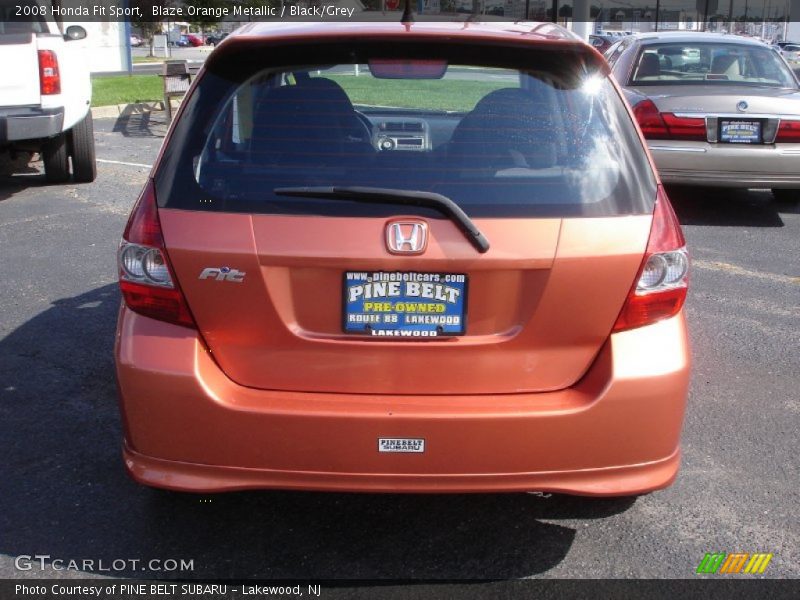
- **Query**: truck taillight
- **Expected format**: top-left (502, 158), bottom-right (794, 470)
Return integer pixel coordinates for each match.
top-left (775, 120), bottom-right (800, 143)
top-left (37, 50), bottom-right (61, 95)
top-left (613, 186), bottom-right (689, 332)
top-left (118, 180), bottom-right (196, 329)
top-left (633, 100), bottom-right (706, 141)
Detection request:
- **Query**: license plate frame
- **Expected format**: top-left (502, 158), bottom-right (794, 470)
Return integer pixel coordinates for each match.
top-left (719, 119), bottom-right (763, 144)
top-left (343, 271), bottom-right (468, 338)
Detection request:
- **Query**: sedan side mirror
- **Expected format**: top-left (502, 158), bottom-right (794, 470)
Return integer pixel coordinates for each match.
top-left (64, 25), bottom-right (87, 41)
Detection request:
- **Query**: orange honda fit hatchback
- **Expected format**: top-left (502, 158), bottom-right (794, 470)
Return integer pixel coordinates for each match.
top-left (115, 22), bottom-right (691, 496)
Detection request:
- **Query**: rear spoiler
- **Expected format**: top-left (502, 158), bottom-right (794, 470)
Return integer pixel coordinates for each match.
top-left (205, 30), bottom-right (610, 80)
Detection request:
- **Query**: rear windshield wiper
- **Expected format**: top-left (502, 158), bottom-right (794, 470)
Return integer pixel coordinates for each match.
top-left (273, 186), bottom-right (490, 253)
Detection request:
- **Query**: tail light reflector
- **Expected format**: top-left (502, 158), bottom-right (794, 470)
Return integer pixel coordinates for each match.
top-left (38, 50), bottom-right (61, 95)
top-left (661, 113), bottom-right (707, 141)
top-left (613, 186), bottom-right (689, 332)
top-left (775, 120), bottom-right (800, 143)
top-left (118, 180), bottom-right (195, 329)
top-left (633, 99), bottom-right (668, 139)
top-left (633, 100), bottom-right (706, 141)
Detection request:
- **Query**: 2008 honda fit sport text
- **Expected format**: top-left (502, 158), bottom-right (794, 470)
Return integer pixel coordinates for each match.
top-left (114, 22), bottom-right (691, 496)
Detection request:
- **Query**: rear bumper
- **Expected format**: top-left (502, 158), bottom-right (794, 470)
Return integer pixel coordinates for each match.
top-left (0, 106), bottom-right (64, 143)
top-left (123, 443), bottom-right (681, 496)
top-left (649, 141), bottom-right (800, 188)
top-left (115, 307), bottom-right (691, 496)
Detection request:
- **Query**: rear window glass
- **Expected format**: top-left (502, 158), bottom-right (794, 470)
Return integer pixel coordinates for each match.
top-left (156, 42), bottom-right (655, 218)
top-left (630, 42), bottom-right (797, 88)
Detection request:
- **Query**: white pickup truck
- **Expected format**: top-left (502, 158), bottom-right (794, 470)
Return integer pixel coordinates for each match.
top-left (0, 0), bottom-right (96, 182)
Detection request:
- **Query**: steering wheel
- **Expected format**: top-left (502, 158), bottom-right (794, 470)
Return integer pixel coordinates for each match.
top-left (352, 110), bottom-right (374, 143)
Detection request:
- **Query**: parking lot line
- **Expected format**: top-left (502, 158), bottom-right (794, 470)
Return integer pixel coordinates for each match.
top-left (693, 259), bottom-right (800, 285)
top-left (96, 158), bottom-right (152, 169)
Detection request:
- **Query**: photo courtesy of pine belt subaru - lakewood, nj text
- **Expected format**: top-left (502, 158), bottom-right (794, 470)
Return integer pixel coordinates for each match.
top-left (114, 22), bottom-right (691, 497)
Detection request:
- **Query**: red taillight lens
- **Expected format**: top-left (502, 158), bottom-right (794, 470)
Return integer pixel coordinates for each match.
top-left (119, 280), bottom-right (194, 328)
top-left (661, 113), bottom-right (707, 141)
top-left (633, 99), bottom-right (668, 139)
top-left (633, 100), bottom-right (706, 141)
top-left (613, 186), bottom-right (689, 332)
top-left (37, 50), bottom-right (60, 95)
top-left (118, 181), bottom-right (195, 329)
top-left (775, 120), bottom-right (800, 143)
top-left (123, 180), bottom-right (164, 247)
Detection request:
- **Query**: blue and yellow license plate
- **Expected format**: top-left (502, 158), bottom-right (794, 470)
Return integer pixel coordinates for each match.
top-left (343, 271), bottom-right (467, 337)
top-left (719, 119), bottom-right (762, 144)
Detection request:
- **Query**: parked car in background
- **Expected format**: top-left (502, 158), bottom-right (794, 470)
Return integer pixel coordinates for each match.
top-left (206, 32), bottom-right (228, 46)
top-left (130, 34), bottom-right (143, 47)
top-left (0, 0), bottom-right (96, 183)
top-left (607, 32), bottom-right (800, 203)
top-left (115, 21), bottom-right (691, 497)
top-left (778, 43), bottom-right (800, 66)
top-left (589, 34), bottom-right (615, 53)
top-left (186, 34), bottom-right (203, 47)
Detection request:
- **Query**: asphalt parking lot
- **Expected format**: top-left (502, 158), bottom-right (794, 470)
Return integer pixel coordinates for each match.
top-left (0, 113), bottom-right (798, 581)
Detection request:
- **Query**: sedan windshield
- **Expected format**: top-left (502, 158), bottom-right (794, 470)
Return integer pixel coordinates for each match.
top-left (630, 42), bottom-right (797, 88)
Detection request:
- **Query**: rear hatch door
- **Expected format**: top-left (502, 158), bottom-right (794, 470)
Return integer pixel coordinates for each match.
top-left (155, 37), bottom-right (657, 395)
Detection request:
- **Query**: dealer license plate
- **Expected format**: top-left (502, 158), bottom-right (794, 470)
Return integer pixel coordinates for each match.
top-left (343, 271), bottom-right (467, 337)
top-left (719, 119), bottom-right (762, 144)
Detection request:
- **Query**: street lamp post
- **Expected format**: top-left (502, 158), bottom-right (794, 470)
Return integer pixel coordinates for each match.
top-left (655, 0), bottom-right (660, 30)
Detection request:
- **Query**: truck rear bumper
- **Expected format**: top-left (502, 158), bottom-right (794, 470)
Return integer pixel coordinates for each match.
top-left (0, 106), bottom-right (64, 143)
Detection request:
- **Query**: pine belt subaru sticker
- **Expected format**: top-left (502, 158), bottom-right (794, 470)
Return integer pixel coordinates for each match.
top-left (378, 438), bottom-right (425, 453)
top-left (344, 271), bottom-right (467, 337)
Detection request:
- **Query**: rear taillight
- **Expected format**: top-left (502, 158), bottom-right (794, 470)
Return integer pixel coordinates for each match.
top-left (613, 186), bottom-right (689, 332)
top-left (118, 181), bottom-right (195, 329)
top-left (661, 113), bottom-right (707, 141)
top-left (775, 120), bottom-right (800, 143)
top-left (37, 50), bottom-right (60, 95)
top-left (633, 99), bottom-right (668, 138)
top-left (633, 99), bottom-right (706, 141)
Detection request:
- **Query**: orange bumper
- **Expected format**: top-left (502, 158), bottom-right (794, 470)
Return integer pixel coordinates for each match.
top-left (115, 307), bottom-right (690, 496)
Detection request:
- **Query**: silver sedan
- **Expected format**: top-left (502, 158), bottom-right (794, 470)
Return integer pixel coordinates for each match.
top-left (605, 32), bottom-right (800, 203)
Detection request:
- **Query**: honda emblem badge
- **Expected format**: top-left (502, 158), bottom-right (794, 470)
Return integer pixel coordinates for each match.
top-left (386, 220), bottom-right (428, 255)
